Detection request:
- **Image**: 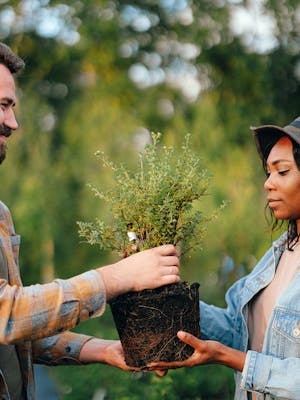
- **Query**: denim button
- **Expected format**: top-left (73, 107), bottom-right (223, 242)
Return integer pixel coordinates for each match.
top-left (293, 328), bottom-right (300, 337)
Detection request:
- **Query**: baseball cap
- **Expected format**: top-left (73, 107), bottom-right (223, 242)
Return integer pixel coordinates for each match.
top-left (251, 116), bottom-right (300, 161)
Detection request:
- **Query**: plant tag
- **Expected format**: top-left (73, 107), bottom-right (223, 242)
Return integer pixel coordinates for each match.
top-left (127, 231), bottom-right (138, 242)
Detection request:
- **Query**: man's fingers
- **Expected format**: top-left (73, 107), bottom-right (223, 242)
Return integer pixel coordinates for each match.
top-left (159, 261), bottom-right (180, 285)
top-left (157, 244), bottom-right (179, 257)
top-left (161, 274), bottom-right (180, 285)
top-left (162, 266), bottom-right (179, 276)
top-left (162, 255), bottom-right (179, 267)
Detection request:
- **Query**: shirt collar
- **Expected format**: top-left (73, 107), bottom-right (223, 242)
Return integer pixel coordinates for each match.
top-left (273, 231), bottom-right (288, 253)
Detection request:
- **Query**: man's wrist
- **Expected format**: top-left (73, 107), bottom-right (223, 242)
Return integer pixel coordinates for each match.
top-left (98, 263), bottom-right (131, 302)
top-left (79, 338), bottom-right (107, 364)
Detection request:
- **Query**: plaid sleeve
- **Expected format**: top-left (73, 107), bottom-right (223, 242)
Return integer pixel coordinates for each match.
top-left (0, 269), bottom-right (106, 345)
top-left (32, 331), bottom-right (93, 366)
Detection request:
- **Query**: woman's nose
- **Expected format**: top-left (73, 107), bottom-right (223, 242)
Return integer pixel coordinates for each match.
top-left (264, 174), bottom-right (275, 191)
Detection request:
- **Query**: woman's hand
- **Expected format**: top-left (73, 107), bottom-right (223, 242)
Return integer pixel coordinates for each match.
top-left (147, 331), bottom-right (246, 372)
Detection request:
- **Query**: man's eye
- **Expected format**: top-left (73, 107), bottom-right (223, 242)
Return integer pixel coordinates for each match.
top-left (279, 170), bottom-right (289, 176)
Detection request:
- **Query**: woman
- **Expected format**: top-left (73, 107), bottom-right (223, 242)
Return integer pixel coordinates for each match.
top-left (150, 116), bottom-right (300, 400)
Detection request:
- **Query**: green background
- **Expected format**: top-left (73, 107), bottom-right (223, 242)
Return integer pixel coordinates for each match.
top-left (0, 1), bottom-right (298, 398)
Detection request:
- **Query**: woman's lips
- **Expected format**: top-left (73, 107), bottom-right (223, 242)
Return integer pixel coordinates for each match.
top-left (268, 199), bottom-right (281, 207)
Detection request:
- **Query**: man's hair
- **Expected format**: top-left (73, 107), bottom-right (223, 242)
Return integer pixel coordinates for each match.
top-left (0, 42), bottom-right (25, 74)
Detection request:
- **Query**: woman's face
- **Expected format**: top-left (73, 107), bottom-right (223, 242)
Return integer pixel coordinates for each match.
top-left (264, 136), bottom-right (300, 221)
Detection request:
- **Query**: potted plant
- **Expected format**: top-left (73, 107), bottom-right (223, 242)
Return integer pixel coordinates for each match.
top-left (78, 133), bottom-right (217, 367)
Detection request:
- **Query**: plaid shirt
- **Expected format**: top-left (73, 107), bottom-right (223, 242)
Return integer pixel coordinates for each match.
top-left (0, 200), bottom-right (107, 399)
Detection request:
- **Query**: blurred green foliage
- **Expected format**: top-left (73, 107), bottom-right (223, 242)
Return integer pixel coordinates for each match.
top-left (0, 0), bottom-right (298, 398)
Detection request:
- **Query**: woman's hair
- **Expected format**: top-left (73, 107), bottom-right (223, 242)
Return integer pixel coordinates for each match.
top-left (263, 135), bottom-right (300, 250)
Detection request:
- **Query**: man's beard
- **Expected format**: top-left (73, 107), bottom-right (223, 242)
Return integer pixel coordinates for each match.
top-left (0, 141), bottom-right (6, 164)
top-left (0, 125), bottom-right (12, 164)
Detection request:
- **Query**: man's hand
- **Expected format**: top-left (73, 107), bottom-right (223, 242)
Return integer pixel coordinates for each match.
top-left (147, 331), bottom-right (246, 372)
top-left (98, 245), bottom-right (180, 301)
top-left (79, 338), bottom-right (137, 370)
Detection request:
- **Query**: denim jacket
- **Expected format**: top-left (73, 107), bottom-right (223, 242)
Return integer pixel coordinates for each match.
top-left (200, 232), bottom-right (300, 399)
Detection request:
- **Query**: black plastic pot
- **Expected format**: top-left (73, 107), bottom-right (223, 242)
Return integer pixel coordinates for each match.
top-left (109, 281), bottom-right (200, 367)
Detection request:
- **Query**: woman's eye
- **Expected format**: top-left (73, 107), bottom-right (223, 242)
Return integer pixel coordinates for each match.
top-left (279, 170), bottom-right (289, 176)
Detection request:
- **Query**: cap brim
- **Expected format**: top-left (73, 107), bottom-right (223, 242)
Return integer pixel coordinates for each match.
top-left (251, 124), bottom-right (300, 160)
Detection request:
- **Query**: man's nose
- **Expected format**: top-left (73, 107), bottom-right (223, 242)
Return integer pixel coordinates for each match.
top-left (4, 108), bottom-right (18, 130)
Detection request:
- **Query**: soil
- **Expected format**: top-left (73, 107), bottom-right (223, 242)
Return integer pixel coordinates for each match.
top-left (109, 281), bottom-right (200, 368)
